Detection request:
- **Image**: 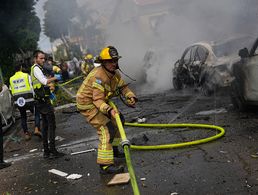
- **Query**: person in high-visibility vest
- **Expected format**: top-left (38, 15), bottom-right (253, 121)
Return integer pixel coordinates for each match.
top-left (31, 50), bottom-right (65, 159)
top-left (9, 64), bottom-right (41, 140)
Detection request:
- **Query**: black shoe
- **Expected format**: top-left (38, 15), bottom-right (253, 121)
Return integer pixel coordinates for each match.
top-left (49, 149), bottom-right (65, 159)
top-left (43, 151), bottom-right (50, 159)
top-left (113, 146), bottom-right (125, 158)
top-left (99, 164), bottom-right (124, 175)
top-left (0, 161), bottom-right (11, 169)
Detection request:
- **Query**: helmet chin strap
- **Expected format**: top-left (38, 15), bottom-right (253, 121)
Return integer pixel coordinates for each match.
top-left (117, 65), bottom-right (136, 82)
top-left (102, 62), bottom-right (136, 82)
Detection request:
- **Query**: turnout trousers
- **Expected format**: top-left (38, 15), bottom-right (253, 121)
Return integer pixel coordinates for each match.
top-left (80, 109), bottom-right (122, 165)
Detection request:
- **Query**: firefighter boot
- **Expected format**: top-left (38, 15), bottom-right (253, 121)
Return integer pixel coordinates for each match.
top-left (113, 146), bottom-right (125, 158)
top-left (34, 127), bottom-right (42, 138)
top-left (99, 164), bottom-right (124, 175)
top-left (49, 149), bottom-right (65, 159)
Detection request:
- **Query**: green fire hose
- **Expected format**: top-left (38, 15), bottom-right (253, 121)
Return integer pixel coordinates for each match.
top-left (109, 101), bottom-right (225, 195)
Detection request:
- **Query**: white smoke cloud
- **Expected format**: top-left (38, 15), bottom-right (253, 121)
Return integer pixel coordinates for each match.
top-left (104, 0), bottom-right (258, 94)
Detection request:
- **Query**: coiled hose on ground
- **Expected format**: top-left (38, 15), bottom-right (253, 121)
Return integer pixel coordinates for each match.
top-left (109, 101), bottom-right (225, 195)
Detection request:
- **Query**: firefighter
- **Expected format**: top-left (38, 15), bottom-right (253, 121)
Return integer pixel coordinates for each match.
top-left (31, 50), bottom-right (65, 159)
top-left (76, 46), bottom-right (137, 174)
top-left (81, 53), bottom-right (95, 78)
top-left (9, 64), bottom-right (41, 140)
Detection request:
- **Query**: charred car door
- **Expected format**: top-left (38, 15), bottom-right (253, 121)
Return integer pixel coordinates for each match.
top-left (173, 46), bottom-right (198, 89)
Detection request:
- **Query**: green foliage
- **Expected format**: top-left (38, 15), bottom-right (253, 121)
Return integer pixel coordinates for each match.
top-left (55, 44), bottom-right (69, 61)
top-left (43, 0), bottom-right (78, 42)
top-left (43, 0), bottom-right (105, 58)
top-left (0, 0), bottom-right (40, 82)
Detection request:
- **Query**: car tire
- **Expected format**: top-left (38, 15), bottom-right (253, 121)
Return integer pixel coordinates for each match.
top-left (173, 77), bottom-right (183, 90)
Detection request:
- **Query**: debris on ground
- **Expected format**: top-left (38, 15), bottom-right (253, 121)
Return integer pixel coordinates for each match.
top-left (195, 108), bottom-right (227, 115)
top-left (70, 148), bottom-right (95, 155)
top-left (48, 169), bottom-right (68, 177)
top-left (251, 154), bottom-right (258, 158)
top-left (55, 136), bottom-right (65, 142)
top-left (131, 134), bottom-right (149, 145)
top-left (66, 174), bottom-right (82, 180)
top-left (137, 117), bottom-right (147, 123)
top-left (129, 117), bottom-right (147, 123)
top-left (29, 149), bottom-right (38, 153)
top-left (107, 173), bottom-right (130, 186)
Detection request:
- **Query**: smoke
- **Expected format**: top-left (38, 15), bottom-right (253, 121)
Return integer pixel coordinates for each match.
top-left (41, 0), bottom-right (257, 94)
top-left (103, 0), bottom-right (258, 94)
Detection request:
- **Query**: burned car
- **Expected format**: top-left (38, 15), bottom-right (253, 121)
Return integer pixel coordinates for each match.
top-left (172, 36), bottom-right (253, 95)
top-left (230, 37), bottom-right (258, 111)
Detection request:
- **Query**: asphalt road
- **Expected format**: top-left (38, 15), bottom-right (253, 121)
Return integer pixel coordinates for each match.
top-left (1, 88), bottom-right (258, 195)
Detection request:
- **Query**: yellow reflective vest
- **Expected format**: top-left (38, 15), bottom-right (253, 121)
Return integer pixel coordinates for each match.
top-left (31, 64), bottom-right (50, 99)
top-left (9, 71), bottom-right (32, 96)
top-left (31, 64), bottom-right (43, 90)
top-left (9, 71), bottom-right (34, 106)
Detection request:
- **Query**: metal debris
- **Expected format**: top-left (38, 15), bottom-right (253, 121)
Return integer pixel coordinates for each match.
top-left (48, 169), bottom-right (68, 177)
top-left (70, 148), bottom-right (95, 155)
top-left (196, 108), bottom-right (227, 115)
top-left (29, 149), bottom-right (38, 153)
top-left (66, 174), bottom-right (82, 180)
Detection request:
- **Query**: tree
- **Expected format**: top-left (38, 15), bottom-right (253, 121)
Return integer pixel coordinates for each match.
top-left (43, 0), bottom-right (78, 57)
top-left (0, 0), bottom-right (40, 81)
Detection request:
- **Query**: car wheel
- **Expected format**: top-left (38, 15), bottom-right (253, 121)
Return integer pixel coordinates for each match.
top-left (173, 77), bottom-right (183, 90)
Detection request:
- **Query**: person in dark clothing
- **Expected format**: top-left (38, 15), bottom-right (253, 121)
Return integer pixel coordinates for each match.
top-left (59, 59), bottom-right (69, 81)
top-left (9, 64), bottom-right (41, 140)
top-left (0, 115), bottom-right (11, 169)
top-left (31, 50), bottom-right (65, 159)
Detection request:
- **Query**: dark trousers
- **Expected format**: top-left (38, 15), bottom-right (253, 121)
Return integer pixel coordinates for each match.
top-left (18, 105), bottom-right (32, 133)
top-left (0, 115), bottom-right (3, 162)
top-left (18, 104), bottom-right (40, 133)
top-left (36, 99), bottom-right (56, 151)
top-left (34, 106), bottom-right (41, 129)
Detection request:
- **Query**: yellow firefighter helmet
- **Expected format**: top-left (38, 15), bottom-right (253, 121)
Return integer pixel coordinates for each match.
top-left (85, 54), bottom-right (93, 60)
top-left (99, 46), bottom-right (121, 61)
